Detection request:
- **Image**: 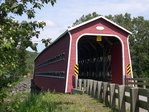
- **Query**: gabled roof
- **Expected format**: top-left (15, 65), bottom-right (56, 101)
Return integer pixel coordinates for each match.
top-left (68, 16), bottom-right (132, 34)
top-left (35, 16), bottom-right (132, 61)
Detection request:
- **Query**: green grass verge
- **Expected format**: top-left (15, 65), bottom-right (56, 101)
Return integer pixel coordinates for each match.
top-left (2, 92), bottom-right (111, 112)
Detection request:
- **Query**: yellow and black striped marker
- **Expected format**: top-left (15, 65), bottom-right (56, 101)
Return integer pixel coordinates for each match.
top-left (74, 64), bottom-right (79, 76)
top-left (127, 64), bottom-right (131, 75)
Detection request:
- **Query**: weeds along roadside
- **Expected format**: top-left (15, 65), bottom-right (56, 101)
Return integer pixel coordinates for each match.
top-left (2, 91), bottom-right (111, 112)
top-left (0, 76), bottom-right (31, 111)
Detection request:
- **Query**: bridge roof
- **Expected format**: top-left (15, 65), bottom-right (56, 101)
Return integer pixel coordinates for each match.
top-left (68, 16), bottom-right (132, 34)
top-left (35, 16), bottom-right (132, 61)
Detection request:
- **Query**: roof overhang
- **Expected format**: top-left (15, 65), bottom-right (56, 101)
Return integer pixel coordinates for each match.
top-left (68, 16), bottom-right (132, 35)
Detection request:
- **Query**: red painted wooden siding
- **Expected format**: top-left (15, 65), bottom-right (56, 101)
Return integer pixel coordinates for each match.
top-left (34, 33), bottom-right (70, 92)
top-left (111, 42), bottom-right (122, 84)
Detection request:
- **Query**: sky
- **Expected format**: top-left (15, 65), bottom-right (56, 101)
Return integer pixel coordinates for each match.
top-left (25, 0), bottom-right (149, 52)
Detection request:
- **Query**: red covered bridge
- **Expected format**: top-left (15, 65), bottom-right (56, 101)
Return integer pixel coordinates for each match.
top-left (33, 16), bottom-right (133, 93)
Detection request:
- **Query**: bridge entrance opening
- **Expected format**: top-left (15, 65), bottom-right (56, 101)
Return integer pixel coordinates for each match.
top-left (77, 35), bottom-right (123, 84)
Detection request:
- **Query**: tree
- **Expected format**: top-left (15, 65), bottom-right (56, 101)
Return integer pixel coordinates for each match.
top-left (0, 0), bottom-right (55, 75)
top-left (72, 13), bottom-right (149, 78)
top-left (0, 0), bottom-right (56, 104)
top-left (72, 12), bottom-right (100, 26)
top-left (25, 51), bottom-right (38, 74)
top-left (130, 16), bottom-right (149, 77)
top-left (42, 38), bottom-right (52, 47)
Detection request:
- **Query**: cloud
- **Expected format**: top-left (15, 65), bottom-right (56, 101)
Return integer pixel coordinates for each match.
top-left (56, 0), bottom-right (149, 19)
top-left (44, 20), bottom-right (56, 27)
top-left (102, 0), bottom-right (149, 13)
top-left (31, 24), bottom-right (66, 43)
top-left (33, 19), bottom-right (60, 43)
top-left (95, 0), bottom-right (149, 16)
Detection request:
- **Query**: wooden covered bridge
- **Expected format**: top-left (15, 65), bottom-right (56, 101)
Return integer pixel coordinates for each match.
top-left (33, 16), bottom-right (133, 93)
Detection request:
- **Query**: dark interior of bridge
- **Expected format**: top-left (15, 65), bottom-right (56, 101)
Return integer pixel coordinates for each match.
top-left (78, 35), bottom-right (121, 82)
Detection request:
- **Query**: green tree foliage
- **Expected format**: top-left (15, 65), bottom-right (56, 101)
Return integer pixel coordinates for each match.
top-left (73, 13), bottom-right (149, 78)
top-left (0, 0), bottom-right (55, 75)
top-left (130, 17), bottom-right (149, 77)
top-left (72, 12), bottom-right (100, 26)
top-left (0, 0), bottom-right (55, 104)
top-left (25, 51), bottom-right (38, 74)
top-left (42, 38), bottom-right (51, 47)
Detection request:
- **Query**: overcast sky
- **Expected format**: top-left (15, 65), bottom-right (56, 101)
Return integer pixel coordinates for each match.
top-left (25, 0), bottom-right (149, 52)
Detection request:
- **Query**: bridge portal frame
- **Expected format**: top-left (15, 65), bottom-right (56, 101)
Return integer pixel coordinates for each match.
top-left (65, 16), bottom-right (133, 93)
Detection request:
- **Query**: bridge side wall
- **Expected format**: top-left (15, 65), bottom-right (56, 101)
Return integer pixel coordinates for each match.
top-left (34, 34), bottom-right (70, 93)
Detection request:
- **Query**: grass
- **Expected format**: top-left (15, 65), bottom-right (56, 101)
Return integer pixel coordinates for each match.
top-left (1, 92), bottom-right (29, 112)
top-left (1, 76), bottom-right (112, 112)
top-left (2, 92), bottom-right (112, 112)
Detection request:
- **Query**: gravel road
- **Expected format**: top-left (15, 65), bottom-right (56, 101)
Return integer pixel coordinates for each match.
top-left (10, 77), bottom-right (31, 95)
